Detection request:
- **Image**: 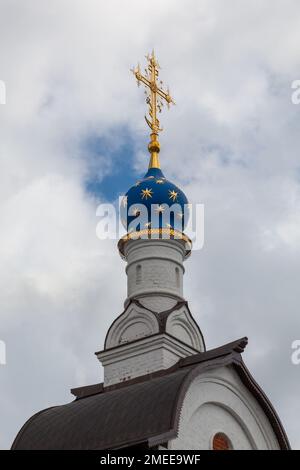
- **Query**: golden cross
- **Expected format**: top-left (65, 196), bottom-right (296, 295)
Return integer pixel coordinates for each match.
top-left (131, 51), bottom-right (175, 169)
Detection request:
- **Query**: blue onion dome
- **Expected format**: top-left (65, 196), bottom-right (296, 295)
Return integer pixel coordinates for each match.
top-left (121, 165), bottom-right (189, 233)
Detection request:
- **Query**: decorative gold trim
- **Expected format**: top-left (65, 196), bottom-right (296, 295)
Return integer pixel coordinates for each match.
top-left (118, 228), bottom-right (192, 260)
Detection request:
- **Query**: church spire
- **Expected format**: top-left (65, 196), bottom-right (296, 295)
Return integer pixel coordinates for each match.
top-left (131, 50), bottom-right (175, 169)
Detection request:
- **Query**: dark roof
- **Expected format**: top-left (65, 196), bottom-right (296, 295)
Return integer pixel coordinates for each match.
top-left (11, 338), bottom-right (290, 450)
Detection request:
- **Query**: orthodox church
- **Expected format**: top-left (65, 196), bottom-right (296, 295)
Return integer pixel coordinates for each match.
top-left (12, 53), bottom-right (290, 450)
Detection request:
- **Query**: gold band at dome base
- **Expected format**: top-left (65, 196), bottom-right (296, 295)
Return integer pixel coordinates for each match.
top-left (118, 228), bottom-right (192, 260)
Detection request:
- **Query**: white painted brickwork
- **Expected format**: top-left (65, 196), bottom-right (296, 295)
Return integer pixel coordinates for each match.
top-left (169, 366), bottom-right (280, 450)
top-left (98, 334), bottom-right (196, 386)
top-left (98, 238), bottom-right (204, 386)
top-left (97, 236), bottom-right (284, 449)
top-left (104, 301), bottom-right (204, 352)
top-left (138, 296), bottom-right (178, 313)
top-left (125, 239), bottom-right (186, 304)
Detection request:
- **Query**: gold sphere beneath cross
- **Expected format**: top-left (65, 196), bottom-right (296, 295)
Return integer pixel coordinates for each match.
top-left (148, 139), bottom-right (160, 154)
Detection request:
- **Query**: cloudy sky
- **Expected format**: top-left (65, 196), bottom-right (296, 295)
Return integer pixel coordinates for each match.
top-left (0, 0), bottom-right (300, 449)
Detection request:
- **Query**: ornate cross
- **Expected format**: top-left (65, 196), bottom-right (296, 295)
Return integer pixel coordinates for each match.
top-left (131, 51), bottom-right (175, 168)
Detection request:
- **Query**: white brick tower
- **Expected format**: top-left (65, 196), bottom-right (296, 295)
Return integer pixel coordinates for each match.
top-left (97, 236), bottom-right (205, 387)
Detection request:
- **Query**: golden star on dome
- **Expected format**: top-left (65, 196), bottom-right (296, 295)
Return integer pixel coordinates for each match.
top-left (156, 179), bottom-right (164, 184)
top-left (141, 188), bottom-right (153, 199)
top-left (168, 189), bottom-right (178, 202)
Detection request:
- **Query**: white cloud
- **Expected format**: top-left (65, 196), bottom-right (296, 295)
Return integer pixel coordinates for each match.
top-left (0, 0), bottom-right (300, 449)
